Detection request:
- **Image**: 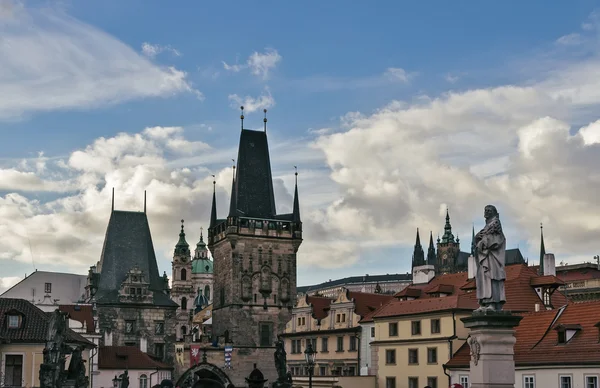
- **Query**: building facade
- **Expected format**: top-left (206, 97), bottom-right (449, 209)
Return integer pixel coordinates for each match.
top-left (0, 271), bottom-right (87, 311)
top-left (0, 298), bottom-right (95, 387)
top-left (282, 289), bottom-right (393, 381)
top-left (370, 260), bottom-right (568, 388)
top-left (86, 204), bottom-right (179, 373)
top-left (446, 301), bottom-right (600, 388)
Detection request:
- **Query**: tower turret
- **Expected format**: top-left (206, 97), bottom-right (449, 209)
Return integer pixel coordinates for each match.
top-left (411, 228), bottom-right (426, 269)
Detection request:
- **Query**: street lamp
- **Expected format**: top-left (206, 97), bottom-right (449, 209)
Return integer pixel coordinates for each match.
top-left (304, 341), bottom-right (316, 388)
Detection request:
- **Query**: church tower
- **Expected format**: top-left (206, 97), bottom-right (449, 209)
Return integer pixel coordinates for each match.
top-left (191, 228), bottom-right (213, 312)
top-left (171, 220), bottom-right (195, 341)
top-left (436, 209), bottom-right (460, 274)
top-left (208, 109), bottom-right (302, 349)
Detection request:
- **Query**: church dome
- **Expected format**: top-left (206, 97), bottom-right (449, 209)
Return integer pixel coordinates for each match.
top-left (192, 258), bottom-right (213, 274)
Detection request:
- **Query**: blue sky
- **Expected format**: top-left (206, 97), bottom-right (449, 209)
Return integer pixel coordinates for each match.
top-left (1, 0), bottom-right (600, 290)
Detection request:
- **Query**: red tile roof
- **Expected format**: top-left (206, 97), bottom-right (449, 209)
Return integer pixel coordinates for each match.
top-left (306, 296), bottom-right (332, 321)
top-left (348, 291), bottom-right (394, 319)
top-left (59, 304), bottom-right (95, 333)
top-left (0, 298), bottom-right (94, 346)
top-left (394, 287), bottom-right (422, 298)
top-left (426, 284), bottom-right (455, 294)
top-left (373, 264), bottom-right (568, 319)
top-left (98, 346), bottom-right (172, 370)
top-left (530, 275), bottom-right (564, 287)
top-left (446, 300), bottom-right (600, 368)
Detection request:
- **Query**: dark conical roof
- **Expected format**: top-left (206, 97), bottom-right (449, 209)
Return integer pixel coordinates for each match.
top-left (96, 210), bottom-right (176, 306)
top-left (440, 209), bottom-right (455, 244)
top-left (233, 129), bottom-right (276, 218)
top-left (426, 231), bottom-right (436, 265)
top-left (292, 171), bottom-right (301, 223)
top-left (411, 228), bottom-right (425, 267)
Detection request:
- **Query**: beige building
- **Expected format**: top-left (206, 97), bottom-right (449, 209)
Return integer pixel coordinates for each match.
top-left (446, 301), bottom-right (600, 388)
top-left (282, 288), bottom-right (392, 383)
top-left (371, 262), bottom-right (568, 388)
top-left (0, 298), bottom-right (95, 387)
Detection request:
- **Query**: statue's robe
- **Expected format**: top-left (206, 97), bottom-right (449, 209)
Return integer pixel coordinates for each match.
top-left (475, 216), bottom-right (506, 304)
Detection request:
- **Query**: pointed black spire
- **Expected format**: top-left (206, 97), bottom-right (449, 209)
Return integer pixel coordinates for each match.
top-left (210, 176), bottom-right (217, 227)
top-left (471, 224), bottom-right (476, 256)
top-left (175, 219), bottom-right (190, 255)
top-left (263, 109), bottom-right (268, 132)
top-left (233, 126), bottom-right (276, 218)
top-left (412, 228), bottom-right (425, 268)
top-left (427, 231), bottom-right (436, 265)
top-left (111, 187), bottom-right (114, 211)
top-left (228, 161), bottom-right (237, 217)
top-left (539, 223), bottom-right (546, 275)
top-left (240, 106), bottom-right (245, 131)
top-left (440, 208), bottom-right (455, 244)
top-left (144, 190), bottom-right (147, 213)
top-left (292, 167), bottom-right (301, 223)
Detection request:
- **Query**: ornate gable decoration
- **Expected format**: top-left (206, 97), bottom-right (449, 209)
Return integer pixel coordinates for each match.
top-left (118, 266), bottom-right (153, 304)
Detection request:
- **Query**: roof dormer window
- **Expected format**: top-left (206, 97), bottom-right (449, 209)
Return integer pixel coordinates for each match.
top-left (7, 314), bottom-right (21, 329)
top-left (555, 324), bottom-right (582, 344)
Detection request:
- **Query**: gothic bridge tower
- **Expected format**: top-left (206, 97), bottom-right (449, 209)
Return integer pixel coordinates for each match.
top-left (207, 108), bottom-right (303, 348)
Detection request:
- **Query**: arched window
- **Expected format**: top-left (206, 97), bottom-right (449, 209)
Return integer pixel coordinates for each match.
top-left (181, 297), bottom-right (187, 310)
top-left (139, 374), bottom-right (148, 388)
top-left (204, 285), bottom-right (211, 301)
top-left (181, 268), bottom-right (187, 281)
top-left (181, 325), bottom-right (187, 336)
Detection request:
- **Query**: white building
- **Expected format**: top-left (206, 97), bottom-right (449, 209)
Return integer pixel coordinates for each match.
top-left (0, 270), bottom-right (87, 311)
top-left (445, 301), bottom-right (600, 388)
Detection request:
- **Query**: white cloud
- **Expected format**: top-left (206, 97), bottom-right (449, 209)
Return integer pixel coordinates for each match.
top-left (0, 4), bottom-right (198, 120)
top-left (445, 73), bottom-right (460, 83)
top-left (556, 33), bottom-right (582, 46)
top-left (228, 88), bottom-right (275, 113)
top-left (141, 42), bottom-right (182, 58)
top-left (385, 67), bottom-right (415, 83)
top-left (223, 48), bottom-right (282, 79)
top-left (0, 276), bottom-right (22, 294)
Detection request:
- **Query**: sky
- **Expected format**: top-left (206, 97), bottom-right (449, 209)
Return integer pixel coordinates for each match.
top-left (1, 0), bottom-right (600, 292)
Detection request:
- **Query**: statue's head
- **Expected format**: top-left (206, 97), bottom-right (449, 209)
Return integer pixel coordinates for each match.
top-left (484, 205), bottom-right (498, 220)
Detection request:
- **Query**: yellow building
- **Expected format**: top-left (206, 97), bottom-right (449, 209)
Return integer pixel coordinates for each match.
top-left (282, 288), bottom-right (392, 379)
top-left (370, 264), bottom-right (568, 388)
top-left (0, 298), bottom-right (95, 387)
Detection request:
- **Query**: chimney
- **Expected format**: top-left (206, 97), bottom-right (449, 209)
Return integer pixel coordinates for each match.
top-left (412, 264), bottom-right (435, 285)
top-left (104, 330), bottom-right (113, 346)
top-left (140, 337), bottom-right (148, 353)
top-left (543, 253), bottom-right (556, 276)
top-left (467, 255), bottom-right (476, 279)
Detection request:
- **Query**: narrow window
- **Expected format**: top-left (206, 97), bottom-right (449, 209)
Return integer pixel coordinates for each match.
top-left (337, 336), bottom-right (344, 351)
top-left (154, 343), bottom-right (164, 359)
top-left (385, 349), bottom-right (396, 364)
top-left (523, 375), bottom-right (535, 388)
top-left (321, 337), bottom-right (328, 352)
top-left (370, 327), bottom-right (375, 337)
top-left (181, 297), bottom-right (187, 310)
top-left (427, 347), bottom-right (438, 364)
top-left (204, 285), bottom-right (210, 300)
top-left (181, 268), bottom-right (187, 281)
top-left (4, 355), bottom-right (23, 386)
top-left (385, 377), bottom-right (396, 388)
top-left (408, 377), bottom-right (418, 388)
top-left (560, 376), bottom-right (572, 388)
top-left (139, 374), bottom-right (148, 388)
top-left (411, 320), bottom-right (421, 335)
top-left (586, 376), bottom-right (598, 388)
top-left (44, 283), bottom-right (52, 293)
top-left (259, 323), bottom-right (272, 346)
top-left (427, 376), bottom-right (438, 388)
top-left (431, 318), bottom-right (441, 334)
top-left (389, 322), bottom-right (398, 336)
top-left (155, 322), bottom-right (164, 335)
top-left (125, 320), bottom-right (135, 334)
top-left (408, 348), bottom-right (418, 364)
top-left (460, 375), bottom-right (470, 388)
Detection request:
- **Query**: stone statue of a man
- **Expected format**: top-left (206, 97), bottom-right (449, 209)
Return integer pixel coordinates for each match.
top-left (474, 205), bottom-right (506, 311)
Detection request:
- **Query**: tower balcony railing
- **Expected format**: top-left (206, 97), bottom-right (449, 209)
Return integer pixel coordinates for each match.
top-left (209, 216), bottom-right (302, 244)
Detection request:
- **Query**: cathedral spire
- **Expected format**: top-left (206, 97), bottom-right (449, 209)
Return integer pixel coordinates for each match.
top-left (174, 219), bottom-right (190, 256)
top-left (210, 177), bottom-right (217, 227)
top-left (292, 167), bottom-right (301, 223)
top-left (539, 223), bottom-right (546, 275)
top-left (228, 160), bottom-right (237, 217)
top-left (440, 208), bottom-right (455, 244)
top-left (426, 231), bottom-right (436, 265)
top-left (412, 228), bottom-right (425, 268)
top-left (471, 224), bottom-right (476, 256)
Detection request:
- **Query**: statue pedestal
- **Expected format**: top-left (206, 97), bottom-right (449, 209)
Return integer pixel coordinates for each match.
top-left (461, 311), bottom-right (522, 388)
